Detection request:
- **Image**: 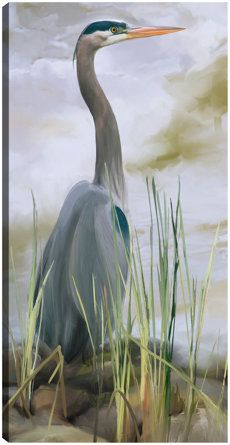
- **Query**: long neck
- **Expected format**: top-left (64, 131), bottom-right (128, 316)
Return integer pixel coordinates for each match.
top-left (76, 41), bottom-right (125, 205)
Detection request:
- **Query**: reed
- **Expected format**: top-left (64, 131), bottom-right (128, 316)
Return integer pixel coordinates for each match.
top-left (179, 202), bottom-right (221, 441)
top-left (110, 177), bottom-right (181, 442)
top-left (7, 179), bottom-right (227, 442)
top-left (106, 176), bottom-right (226, 441)
top-left (73, 176), bottom-right (227, 442)
top-left (73, 276), bottom-right (107, 442)
top-left (6, 195), bottom-right (66, 423)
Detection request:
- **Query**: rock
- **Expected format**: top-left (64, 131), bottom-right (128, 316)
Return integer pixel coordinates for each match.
top-left (37, 340), bottom-right (54, 359)
top-left (188, 408), bottom-right (209, 442)
top-left (65, 360), bottom-right (141, 395)
top-left (65, 361), bottom-right (114, 394)
top-left (10, 425), bottom-right (106, 442)
top-left (2, 406), bottom-right (34, 441)
top-left (31, 384), bottom-right (90, 419)
top-left (170, 383), bottom-right (184, 415)
top-left (169, 407), bottom-right (227, 442)
top-left (170, 408), bottom-right (209, 442)
top-left (171, 371), bottom-right (227, 410)
top-left (127, 380), bottom-right (184, 428)
top-left (73, 405), bottom-right (117, 442)
top-left (33, 409), bottom-right (71, 427)
top-left (3, 398), bottom-right (74, 441)
top-left (73, 402), bottom-right (138, 442)
top-left (33, 355), bottom-right (60, 388)
top-left (205, 408), bottom-right (227, 443)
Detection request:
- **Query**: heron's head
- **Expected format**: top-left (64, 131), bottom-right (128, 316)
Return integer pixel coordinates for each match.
top-left (74, 20), bottom-right (184, 59)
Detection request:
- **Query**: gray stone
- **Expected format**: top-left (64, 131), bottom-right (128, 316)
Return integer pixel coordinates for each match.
top-left (31, 384), bottom-right (90, 419)
top-left (3, 406), bottom-right (34, 441)
top-left (169, 407), bottom-right (227, 443)
top-left (10, 425), bottom-right (106, 442)
top-left (73, 405), bottom-right (117, 442)
top-left (73, 402), bottom-right (139, 442)
top-left (65, 361), bottom-right (114, 394)
top-left (170, 383), bottom-right (185, 415)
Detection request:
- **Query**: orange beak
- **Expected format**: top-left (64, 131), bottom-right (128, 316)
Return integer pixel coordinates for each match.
top-left (126, 26), bottom-right (185, 39)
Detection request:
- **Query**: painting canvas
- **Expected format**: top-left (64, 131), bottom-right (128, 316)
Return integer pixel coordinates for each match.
top-left (3, 2), bottom-right (227, 442)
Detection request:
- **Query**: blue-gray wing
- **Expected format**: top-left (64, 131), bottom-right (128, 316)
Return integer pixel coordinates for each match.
top-left (69, 189), bottom-right (130, 343)
top-left (35, 181), bottom-right (91, 361)
top-left (35, 181), bottom-right (129, 362)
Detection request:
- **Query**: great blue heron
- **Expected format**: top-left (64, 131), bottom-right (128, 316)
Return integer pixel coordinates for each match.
top-left (35, 21), bottom-right (183, 363)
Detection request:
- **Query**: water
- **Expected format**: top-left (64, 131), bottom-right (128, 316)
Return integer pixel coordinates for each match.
top-left (9, 3), bottom-right (227, 371)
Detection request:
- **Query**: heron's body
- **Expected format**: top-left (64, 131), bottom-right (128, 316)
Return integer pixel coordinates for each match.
top-left (36, 181), bottom-right (129, 361)
top-left (35, 20), bottom-right (183, 362)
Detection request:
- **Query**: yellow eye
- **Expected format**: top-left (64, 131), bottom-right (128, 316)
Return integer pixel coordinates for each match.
top-left (111, 26), bottom-right (118, 34)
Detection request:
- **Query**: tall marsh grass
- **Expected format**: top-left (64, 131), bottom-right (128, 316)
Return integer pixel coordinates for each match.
top-left (74, 176), bottom-right (227, 442)
top-left (5, 195), bottom-right (66, 423)
top-left (5, 178), bottom-right (227, 443)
